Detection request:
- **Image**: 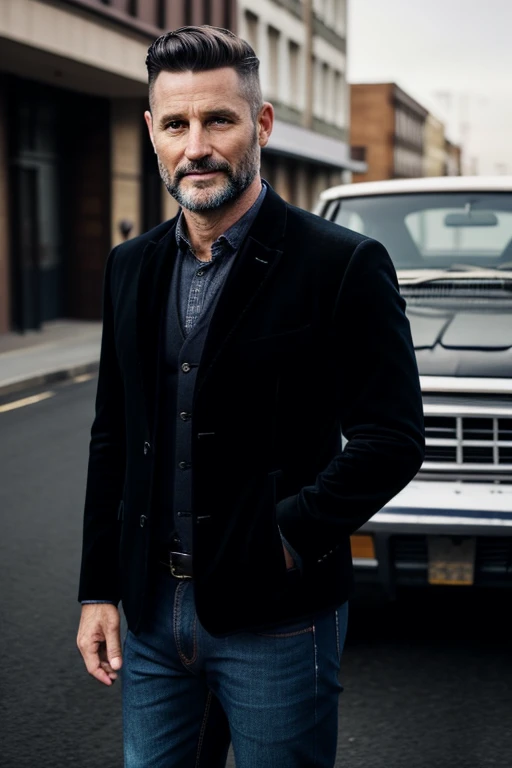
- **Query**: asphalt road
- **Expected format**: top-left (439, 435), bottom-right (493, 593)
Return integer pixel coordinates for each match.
top-left (0, 376), bottom-right (511, 768)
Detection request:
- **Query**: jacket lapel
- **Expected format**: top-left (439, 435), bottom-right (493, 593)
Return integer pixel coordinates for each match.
top-left (196, 186), bottom-right (288, 394)
top-left (136, 221), bottom-right (178, 432)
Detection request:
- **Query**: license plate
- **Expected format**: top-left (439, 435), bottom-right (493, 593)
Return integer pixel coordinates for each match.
top-left (427, 536), bottom-right (476, 586)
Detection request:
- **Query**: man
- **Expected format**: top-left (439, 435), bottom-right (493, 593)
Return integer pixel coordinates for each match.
top-left (77, 25), bottom-right (424, 768)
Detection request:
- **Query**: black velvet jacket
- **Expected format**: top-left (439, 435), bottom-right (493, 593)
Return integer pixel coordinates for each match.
top-left (78, 185), bottom-right (425, 635)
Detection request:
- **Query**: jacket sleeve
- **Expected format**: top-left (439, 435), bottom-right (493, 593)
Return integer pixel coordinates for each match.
top-left (276, 237), bottom-right (425, 566)
top-left (78, 247), bottom-right (126, 604)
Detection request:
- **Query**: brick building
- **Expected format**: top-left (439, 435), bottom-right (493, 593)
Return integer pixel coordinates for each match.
top-left (350, 83), bottom-right (429, 183)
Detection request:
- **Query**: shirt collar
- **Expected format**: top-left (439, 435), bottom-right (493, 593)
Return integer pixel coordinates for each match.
top-left (175, 182), bottom-right (267, 259)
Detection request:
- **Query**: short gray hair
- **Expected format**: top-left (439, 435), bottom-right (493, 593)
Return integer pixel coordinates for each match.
top-left (146, 25), bottom-right (263, 121)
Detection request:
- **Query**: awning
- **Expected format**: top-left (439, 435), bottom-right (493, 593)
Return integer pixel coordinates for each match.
top-left (265, 119), bottom-right (367, 173)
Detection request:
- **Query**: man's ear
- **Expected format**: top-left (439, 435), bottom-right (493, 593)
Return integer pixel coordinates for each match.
top-left (144, 110), bottom-right (156, 153)
top-left (257, 102), bottom-right (274, 148)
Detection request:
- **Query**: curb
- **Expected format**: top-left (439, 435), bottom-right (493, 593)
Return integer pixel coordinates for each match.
top-left (0, 360), bottom-right (100, 398)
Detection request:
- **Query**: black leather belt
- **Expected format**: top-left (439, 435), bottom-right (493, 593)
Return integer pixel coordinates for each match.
top-left (159, 550), bottom-right (193, 579)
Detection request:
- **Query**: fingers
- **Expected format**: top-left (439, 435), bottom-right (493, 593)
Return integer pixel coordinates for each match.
top-left (80, 637), bottom-right (116, 686)
top-left (105, 624), bottom-right (123, 672)
top-left (77, 604), bottom-right (122, 686)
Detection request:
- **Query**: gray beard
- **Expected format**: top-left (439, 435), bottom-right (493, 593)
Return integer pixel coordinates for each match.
top-left (158, 138), bottom-right (260, 213)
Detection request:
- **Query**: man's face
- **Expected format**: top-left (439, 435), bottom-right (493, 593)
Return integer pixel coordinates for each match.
top-left (144, 67), bottom-right (271, 212)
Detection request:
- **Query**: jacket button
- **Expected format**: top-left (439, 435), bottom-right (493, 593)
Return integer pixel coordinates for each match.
top-left (143, 441), bottom-right (151, 455)
top-left (178, 461), bottom-right (191, 470)
top-left (181, 363), bottom-right (191, 373)
top-left (139, 515), bottom-right (147, 528)
top-left (179, 411), bottom-right (191, 421)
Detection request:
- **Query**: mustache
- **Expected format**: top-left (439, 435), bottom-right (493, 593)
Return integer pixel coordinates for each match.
top-left (175, 159), bottom-right (231, 180)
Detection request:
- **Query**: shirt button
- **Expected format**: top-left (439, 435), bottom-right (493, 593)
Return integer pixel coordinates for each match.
top-left (196, 270), bottom-right (205, 277)
top-left (181, 362), bottom-right (191, 373)
top-left (179, 411), bottom-right (191, 421)
top-left (178, 461), bottom-right (191, 470)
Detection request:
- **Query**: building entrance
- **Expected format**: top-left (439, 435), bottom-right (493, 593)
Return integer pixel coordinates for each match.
top-left (9, 80), bottom-right (64, 331)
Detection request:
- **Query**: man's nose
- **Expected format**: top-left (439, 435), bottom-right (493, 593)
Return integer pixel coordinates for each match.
top-left (184, 125), bottom-right (212, 161)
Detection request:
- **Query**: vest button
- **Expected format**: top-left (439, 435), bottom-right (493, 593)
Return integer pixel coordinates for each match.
top-left (143, 441), bottom-right (151, 455)
top-left (181, 362), bottom-right (191, 373)
top-left (178, 461), bottom-right (191, 470)
top-left (179, 411), bottom-right (191, 421)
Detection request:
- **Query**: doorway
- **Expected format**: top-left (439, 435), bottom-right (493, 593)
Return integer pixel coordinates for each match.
top-left (9, 80), bottom-right (64, 331)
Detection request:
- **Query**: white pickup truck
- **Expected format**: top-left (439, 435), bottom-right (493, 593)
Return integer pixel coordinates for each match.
top-left (315, 175), bottom-right (512, 596)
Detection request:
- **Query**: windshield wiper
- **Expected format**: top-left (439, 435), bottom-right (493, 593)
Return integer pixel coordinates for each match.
top-left (398, 265), bottom-right (512, 286)
top-left (449, 263), bottom-right (512, 275)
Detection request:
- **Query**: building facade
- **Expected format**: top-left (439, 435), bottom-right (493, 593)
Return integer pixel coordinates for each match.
top-left (350, 83), bottom-right (429, 183)
top-left (445, 138), bottom-right (463, 176)
top-left (0, 0), bottom-right (361, 334)
top-left (239, 0), bottom-right (362, 210)
top-left (424, 113), bottom-right (447, 177)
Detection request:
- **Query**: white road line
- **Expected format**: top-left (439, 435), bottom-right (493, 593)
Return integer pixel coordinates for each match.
top-left (0, 392), bottom-right (55, 413)
top-left (72, 374), bottom-right (95, 384)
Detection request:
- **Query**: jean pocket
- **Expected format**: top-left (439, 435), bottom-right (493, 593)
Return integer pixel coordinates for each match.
top-left (255, 616), bottom-right (314, 638)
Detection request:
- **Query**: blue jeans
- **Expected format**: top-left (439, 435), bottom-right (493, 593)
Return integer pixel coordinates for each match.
top-left (122, 573), bottom-right (348, 768)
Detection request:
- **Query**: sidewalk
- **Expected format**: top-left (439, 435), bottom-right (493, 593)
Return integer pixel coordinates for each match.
top-left (0, 320), bottom-right (102, 396)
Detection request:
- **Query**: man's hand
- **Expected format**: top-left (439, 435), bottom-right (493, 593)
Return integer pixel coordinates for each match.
top-left (77, 604), bottom-right (122, 686)
top-left (283, 543), bottom-right (295, 570)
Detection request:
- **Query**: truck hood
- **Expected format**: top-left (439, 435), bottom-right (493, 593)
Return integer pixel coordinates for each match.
top-left (406, 306), bottom-right (512, 377)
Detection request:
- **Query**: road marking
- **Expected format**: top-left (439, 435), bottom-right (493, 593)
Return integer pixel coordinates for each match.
top-left (72, 373), bottom-right (95, 384)
top-left (0, 391), bottom-right (55, 413)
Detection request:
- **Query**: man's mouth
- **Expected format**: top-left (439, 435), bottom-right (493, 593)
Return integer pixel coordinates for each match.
top-left (185, 170), bottom-right (217, 177)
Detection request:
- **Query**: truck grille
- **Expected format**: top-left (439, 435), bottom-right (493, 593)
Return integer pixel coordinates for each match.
top-left (392, 535), bottom-right (512, 585)
top-left (422, 405), bottom-right (512, 477)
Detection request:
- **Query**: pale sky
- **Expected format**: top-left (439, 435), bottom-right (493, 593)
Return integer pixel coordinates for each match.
top-left (347, 0), bottom-right (512, 175)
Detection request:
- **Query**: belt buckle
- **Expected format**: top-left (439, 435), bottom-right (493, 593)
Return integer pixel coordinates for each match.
top-left (169, 552), bottom-right (192, 580)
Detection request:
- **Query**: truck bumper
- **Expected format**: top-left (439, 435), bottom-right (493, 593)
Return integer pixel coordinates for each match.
top-left (352, 480), bottom-right (512, 596)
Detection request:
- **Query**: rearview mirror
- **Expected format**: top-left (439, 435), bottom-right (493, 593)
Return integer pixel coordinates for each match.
top-left (444, 211), bottom-right (498, 227)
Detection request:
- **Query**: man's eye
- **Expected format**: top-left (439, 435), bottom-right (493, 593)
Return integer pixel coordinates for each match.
top-left (167, 121), bottom-right (184, 130)
top-left (210, 117), bottom-right (229, 125)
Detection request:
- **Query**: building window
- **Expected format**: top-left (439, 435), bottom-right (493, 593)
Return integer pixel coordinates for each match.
top-left (322, 62), bottom-right (329, 122)
top-left (313, 0), bottom-right (324, 20)
top-left (333, 70), bottom-right (344, 127)
top-left (324, 0), bottom-right (335, 28)
top-left (268, 26), bottom-right (280, 100)
top-left (245, 10), bottom-right (259, 52)
top-left (158, 0), bottom-right (166, 27)
top-left (335, 0), bottom-right (346, 36)
top-left (313, 56), bottom-right (323, 118)
top-left (288, 41), bottom-right (300, 108)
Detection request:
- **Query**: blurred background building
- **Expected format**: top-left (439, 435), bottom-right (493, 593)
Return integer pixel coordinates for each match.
top-left (350, 83), bottom-right (428, 182)
top-left (0, 0), bottom-right (363, 333)
top-left (349, 82), bottom-right (463, 184)
top-left (424, 113), bottom-right (446, 178)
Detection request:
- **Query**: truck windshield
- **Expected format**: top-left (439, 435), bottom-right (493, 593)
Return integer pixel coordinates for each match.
top-left (330, 192), bottom-right (512, 271)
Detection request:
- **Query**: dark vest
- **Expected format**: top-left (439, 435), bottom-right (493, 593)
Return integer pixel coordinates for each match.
top-left (154, 261), bottom-right (217, 553)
